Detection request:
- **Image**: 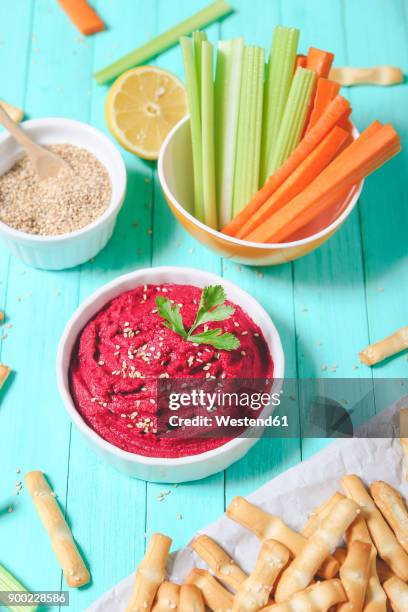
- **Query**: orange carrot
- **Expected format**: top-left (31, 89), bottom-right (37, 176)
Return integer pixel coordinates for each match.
top-left (247, 122), bottom-right (400, 244)
top-left (306, 47), bottom-right (335, 78)
top-left (238, 126), bottom-right (348, 239)
top-left (58, 0), bottom-right (105, 36)
top-left (306, 78), bottom-right (340, 132)
top-left (303, 48), bottom-right (336, 136)
top-left (295, 54), bottom-right (307, 70)
top-left (222, 95), bottom-right (351, 237)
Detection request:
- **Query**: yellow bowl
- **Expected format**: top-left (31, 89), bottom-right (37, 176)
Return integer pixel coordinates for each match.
top-left (158, 116), bottom-right (363, 266)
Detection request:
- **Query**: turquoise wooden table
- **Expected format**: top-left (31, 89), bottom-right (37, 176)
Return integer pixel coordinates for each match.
top-left (0, 0), bottom-right (407, 609)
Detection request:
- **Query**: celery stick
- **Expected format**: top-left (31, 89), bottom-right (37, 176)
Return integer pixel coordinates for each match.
top-left (180, 36), bottom-right (204, 220)
top-left (232, 47), bottom-right (253, 216)
top-left (193, 31), bottom-right (207, 99)
top-left (201, 41), bottom-right (218, 229)
top-left (260, 26), bottom-right (299, 184)
top-left (214, 37), bottom-right (244, 227)
top-left (0, 563), bottom-right (36, 612)
top-left (232, 46), bottom-right (265, 216)
top-left (268, 66), bottom-right (315, 174)
top-left (246, 46), bottom-right (265, 199)
top-left (95, 1), bottom-right (233, 84)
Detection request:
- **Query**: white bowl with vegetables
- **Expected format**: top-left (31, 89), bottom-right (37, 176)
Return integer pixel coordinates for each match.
top-left (56, 266), bottom-right (284, 483)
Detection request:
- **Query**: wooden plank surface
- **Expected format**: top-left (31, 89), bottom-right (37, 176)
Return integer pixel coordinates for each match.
top-left (0, 1), bottom-right (406, 610)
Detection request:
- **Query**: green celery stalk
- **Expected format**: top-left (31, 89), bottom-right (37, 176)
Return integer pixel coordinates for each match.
top-left (0, 563), bottom-right (37, 612)
top-left (232, 46), bottom-right (265, 216)
top-left (260, 26), bottom-right (299, 184)
top-left (246, 46), bottom-right (265, 201)
top-left (94, 1), bottom-right (233, 84)
top-left (214, 37), bottom-right (244, 227)
top-left (201, 40), bottom-right (218, 229)
top-left (180, 36), bottom-right (204, 220)
top-left (268, 66), bottom-right (315, 174)
top-left (193, 30), bottom-right (207, 100)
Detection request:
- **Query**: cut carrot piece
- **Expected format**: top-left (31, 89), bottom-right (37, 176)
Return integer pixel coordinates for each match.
top-left (306, 78), bottom-right (340, 132)
top-left (58, 0), bottom-right (105, 36)
top-left (303, 48), bottom-right (336, 134)
top-left (251, 122), bottom-right (400, 244)
top-left (222, 95), bottom-right (351, 236)
top-left (306, 47), bottom-right (335, 78)
top-left (295, 54), bottom-right (307, 70)
top-left (239, 125), bottom-right (348, 239)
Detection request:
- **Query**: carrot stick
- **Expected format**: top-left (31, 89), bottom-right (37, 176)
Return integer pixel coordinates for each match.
top-left (249, 122), bottom-right (400, 244)
top-left (58, 0), bottom-right (105, 36)
top-left (295, 54), bottom-right (307, 70)
top-left (306, 78), bottom-right (340, 132)
top-left (222, 95), bottom-right (351, 236)
top-left (303, 48), bottom-right (336, 136)
top-left (306, 47), bottom-right (335, 78)
top-left (238, 126), bottom-right (348, 239)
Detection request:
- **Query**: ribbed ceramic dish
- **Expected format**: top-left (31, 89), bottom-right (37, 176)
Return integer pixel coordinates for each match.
top-left (56, 266), bottom-right (284, 483)
top-left (0, 117), bottom-right (126, 270)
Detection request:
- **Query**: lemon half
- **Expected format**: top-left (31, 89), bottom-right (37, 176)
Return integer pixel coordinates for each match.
top-left (106, 66), bottom-right (187, 160)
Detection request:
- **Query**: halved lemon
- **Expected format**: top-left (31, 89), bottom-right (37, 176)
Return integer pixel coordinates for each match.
top-left (106, 66), bottom-right (188, 160)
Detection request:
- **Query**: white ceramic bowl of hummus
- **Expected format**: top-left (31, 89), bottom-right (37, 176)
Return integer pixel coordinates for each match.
top-left (56, 266), bottom-right (284, 483)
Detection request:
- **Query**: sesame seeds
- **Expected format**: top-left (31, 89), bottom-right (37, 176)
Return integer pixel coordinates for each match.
top-left (0, 144), bottom-right (111, 236)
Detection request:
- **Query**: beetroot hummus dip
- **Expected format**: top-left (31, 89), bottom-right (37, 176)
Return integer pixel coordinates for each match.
top-left (69, 284), bottom-right (273, 458)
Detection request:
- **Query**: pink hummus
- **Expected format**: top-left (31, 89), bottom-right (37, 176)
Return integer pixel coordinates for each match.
top-left (69, 284), bottom-right (274, 458)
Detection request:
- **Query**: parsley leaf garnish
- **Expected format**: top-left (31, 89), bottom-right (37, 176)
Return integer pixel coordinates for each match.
top-left (155, 285), bottom-right (240, 351)
top-left (156, 296), bottom-right (187, 338)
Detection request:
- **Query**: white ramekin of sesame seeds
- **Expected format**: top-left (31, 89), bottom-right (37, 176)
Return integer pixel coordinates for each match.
top-left (56, 266), bottom-right (284, 483)
top-left (0, 117), bottom-right (126, 270)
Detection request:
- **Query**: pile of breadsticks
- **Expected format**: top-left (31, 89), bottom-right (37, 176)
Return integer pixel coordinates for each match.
top-left (125, 475), bottom-right (408, 611)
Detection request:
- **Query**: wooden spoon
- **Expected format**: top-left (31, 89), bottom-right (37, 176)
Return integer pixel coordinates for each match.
top-left (0, 104), bottom-right (70, 180)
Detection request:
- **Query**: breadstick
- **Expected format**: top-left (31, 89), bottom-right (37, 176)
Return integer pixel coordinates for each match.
top-left (359, 325), bottom-right (408, 366)
top-left (274, 497), bottom-right (359, 602)
top-left (232, 539), bottom-right (289, 611)
top-left (226, 497), bottom-right (338, 579)
top-left (25, 471), bottom-right (89, 588)
top-left (370, 480), bottom-right (408, 553)
top-left (179, 584), bottom-right (205, 612)
top-left (329, 65), bottom-right (403, 86)
top-left (376, 558), bottom-right (394, 584)
top-left (126, 533), bottom-right (172, 612)
top-left (25, 471), bottom-right (90, 587)
top-left (151, 581), bottom-right (179, 612)
top-left (261, 579), bottom-right (346, 611)
top-left (192, 534), bottom-right (247, 591)
top-left (334, 548), bottom-right (347, 566)
top-left (383, 576), bottom-right (408, 612)
top-left (186, 568), bottom-right (233, 611)
top-left (346, 515), bottom-right (386, 612)
top-left (341, 475), bottom-right (408, 580)
top-left (301, 492), bottom-right (345, 537)
top-left (0, 363), bottom-right (10, 389)
top-left (338, 540), bottom-right (371, 611)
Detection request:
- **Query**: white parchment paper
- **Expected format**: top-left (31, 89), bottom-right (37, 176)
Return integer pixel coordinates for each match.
top-left (87, 437), bottom-right (408, 611)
